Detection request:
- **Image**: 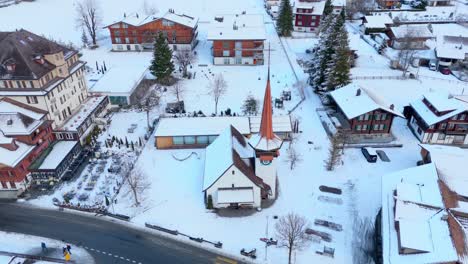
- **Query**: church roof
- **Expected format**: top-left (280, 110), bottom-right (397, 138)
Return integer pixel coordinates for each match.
top-left (248, 72), bottom-right (282, 151)
top-left (203, 126), bottom-right (270, 191)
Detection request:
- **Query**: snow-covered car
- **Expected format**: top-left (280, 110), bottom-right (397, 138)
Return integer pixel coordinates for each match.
top-left (361, 147), bottom-right (378, 163)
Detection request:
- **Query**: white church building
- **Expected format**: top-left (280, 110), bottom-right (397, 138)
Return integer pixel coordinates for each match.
top-left (202, 71), bottom-right (283, 209)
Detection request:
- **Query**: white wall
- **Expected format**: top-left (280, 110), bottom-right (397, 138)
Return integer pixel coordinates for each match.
top-left (206, 165), bottom-right (262, 208)
top-left (213, 57), bottom-right (255, 65)
top-left (255, 157), bottom-right (278, 199)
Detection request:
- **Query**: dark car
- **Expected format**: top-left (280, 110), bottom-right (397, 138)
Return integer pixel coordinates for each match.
top-left (361, 147), bottom-right (378, 163)
top-left (439, 67), bottom-right (451, 75)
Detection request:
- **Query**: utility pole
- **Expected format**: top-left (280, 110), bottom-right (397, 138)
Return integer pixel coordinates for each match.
top-left (264, 215), bottom-right (269, 261)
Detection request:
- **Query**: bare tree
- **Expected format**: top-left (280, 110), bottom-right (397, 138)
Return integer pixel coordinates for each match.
top-left (396, 29), bottom-right (418, 77)
top-left (125, 168), bottom-right (150, 206)
top-left (275, 213), bottom-right (311, 264)
top-left (142, 0), bottom-right (158, 16)
top-left (293, 80), bottom-right (307, 100)
top-left (75, 0), bottom-right (102, 46)
top-left (174, 48), bottom-right (196, 78)
top-left (324, 130), bottom-right (345, 171)
top-left (286, 144), bottom-right (302, 170)
top-left (171, 82), bottom-right (186, 102)
top-left (208, 74), bottom-right (228, 115)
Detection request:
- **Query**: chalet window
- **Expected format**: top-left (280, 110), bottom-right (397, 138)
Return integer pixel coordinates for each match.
top-left (364, 114), bottom-right (370, 121)
top-left (379, 124), bottom-right (386, 130)
top-left (362, 124), bottom-right (368, 130)
top-left (117, 45), bottom-right (123, 50)
top-left (374, 114), bottom-right (381, 121)
top-left (184, 136), bottom-right (196, 145)
top-left (133, 30), bottom-right (137, 36)
top-left (30, 81), bottom-right (34, 88)
top-left (298, 15), bottom-right (302, 19)
top-left (16, 81), bottom-right (21, 88)
top-left (115, 31), bottom-right (121, 36)
top-left (26, 96), bottom-right (38, 104)
top-left (8, 171), bottom-right (13, 177)
top-left (123, 24), bottom-right (128, 28)
top-left (125, 37), bottom-right (130, 44)
top-left (223, 58), bottom-right (230, 64)
top-left (162, 20), bottom-right (174, 26)
top-left (66, 133), bottom-right (73, 139)
top-left (10, 181), bottom-right (16, 189)
top-left (115, 38), bottom-right (122, 44)
top-left (355, 125), bottom-right (362, 131)
top-left (173, 137), bottom-right (184, 145)
top-left (311, 22), bottom-right (316, 27)
top-left (381, 113), bottom-right (387, 120)
top-left (439, 123), bottom-right (446, 129)
top-left (223, 50), bottom-right (230, 57)
top-left (459, 114), bottom-right (466, 120)
top-left (429, 125), bottom-right (435, 129)
top-left (134, 37), bottom-right (138, 43)
top-left (223, 42), bottom-right (230, 49)
top-left (451, 116), bottom-right (457, 120)
top-left (1, 181), bottom-right (7, 189)
top-left (197, 136), bottom-right (209, 144)
top-left (448, 123), bottom-right (455, 130)
top-left (208, 135), bottom-right (217, 143)
top-left (56, 133), bottom-right (63, 140)
top-left (438, 134), bottom-right (446, 140)
top-left (298, 21), bottom-right (303, 26)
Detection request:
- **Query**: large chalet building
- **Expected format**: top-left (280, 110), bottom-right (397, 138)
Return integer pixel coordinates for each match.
top-left (292, 0), bottom-right (326, 33)
top-left (207, 14), bottom-right (266, 65)
top-left (0, 30), bottom-right (89, 129)
top-left (0, 98), bottom-right (54, 198)
top-left (0, 29), bottom-right (109, 144)
top-left (105, 10), bottom-right (198, 51)
top-left (330, 84), bottom-right (403, 143)
top-left (406, 92), bottom-right (468, 146)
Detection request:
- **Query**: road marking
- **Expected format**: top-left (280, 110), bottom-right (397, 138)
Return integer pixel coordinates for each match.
top-left (215, 256), bottom-right (237, 264)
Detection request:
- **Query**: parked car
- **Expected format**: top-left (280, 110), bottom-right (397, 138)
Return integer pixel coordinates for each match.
top-left (361, 147), bottom-right (378, 163)
top-left (440, 67), bottom-right (451, 75)
top-left (428, 60), bottom-right (437, 71)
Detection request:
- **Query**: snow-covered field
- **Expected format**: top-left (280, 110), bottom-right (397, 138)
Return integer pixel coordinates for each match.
top-left (2, 0), bottom-right (467, 263)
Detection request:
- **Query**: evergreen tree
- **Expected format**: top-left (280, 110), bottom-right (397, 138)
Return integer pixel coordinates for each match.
top-left (241, 95), bottom-right (259, 115)
top-left (125, 137), bottom-right (129, 148)
top-left (131, 141), bottom-right (135, 151)
top-left (277, 0), bottom-right (293, 36)
top-left (139, 137), bottom-right (142, 147)
top-left (150, 32), bottom-right (175, 84)
top-left (323, 0), bottom-right (334, 17)
top-left (311, 14), bottom-right (336, 91)
top-left (207, 195), bottom-right (214, 209)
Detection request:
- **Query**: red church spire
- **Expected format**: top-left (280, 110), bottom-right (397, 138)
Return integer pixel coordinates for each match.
top-left (259, 70), bottom-right (275, 140)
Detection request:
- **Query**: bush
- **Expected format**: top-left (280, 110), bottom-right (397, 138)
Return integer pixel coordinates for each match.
top-left (207, 195), bottom-right (214, 209)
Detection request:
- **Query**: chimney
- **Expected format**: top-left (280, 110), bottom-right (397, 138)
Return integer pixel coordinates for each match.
top-left (7, 118), bottom-right (13, 126)
top-left (136, 13), bottom-right (139, 18)
top-left (390, 104), bottom-right (394, 110)
top-left (34, 55), bottom-right (45, 65)
top-left (356, 88), bottom-right (361, 96)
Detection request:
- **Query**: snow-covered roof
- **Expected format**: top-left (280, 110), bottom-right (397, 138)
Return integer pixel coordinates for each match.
top-left (0, 99), bottom-right (46, 135)
top-left (332, 0), bottom-right (346, 7)
top-left (0, 99), bottom-right (45, 121)
top-left (250, 115), bottom-right (292, 133)
top-left (203, 126), bottom-right (255, 191)
top-left (89, 66), bottom-right (148, 95)
top-left (58, 96), bottom-right (108, 132)
top-left (348, 32), bottom-right (362, 51)
top-left (106, 11), bottom-right (198, 29)
top-left (217, 188), bottom-right (254, 204)
top-left (163, 12), bottom-right (198, 29)
top-left (248, 133), bottom-right (282, 151)
top-left (420, 144), bottom-right (468, 198)
top-left (207, 14), bottom-right (267, 41)
top-left (390, 24), bottom-right (433, 39)
top-left (431, 24), bottom-right (468, 60)
top-left (381, 164), bottom-right (459, 264)
top-left (363, 14), bottom-right (393, 29)
top-left (37, 141), bottom-right (77, 170)
top-left (293, 0), bottom-right (326, 15)
top-left (410, 92), bottom-right (468, 126)
top-left (0, 138), bottom-right (35, 168)
top-left (155, 117), bottom-right (250, 137)
top-left (330, 83), bottom-right (403, 120)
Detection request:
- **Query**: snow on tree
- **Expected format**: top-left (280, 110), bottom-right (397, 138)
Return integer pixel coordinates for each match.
top-left (150, 32), bottom-right (175, 84)
top-left (275, 213), bottom-right (311, 264)
top-left (325, 10), bottom-right (351, 90)
top-left (323, 0), bottom-right (334, 17)
top-left (397, 29), bottom-right (418, 78)
top-left (142, 0), bottom-right (158, 16)
top-left (208, 73), bottom-right (228, 115)
top-left (324, 130), bottom-right (345, 171)
top-left (124, 167), bottom-right (150, 206)
top-left (311, 14), bottom-right (336, 91)
top-left (241, 95), bottom-right (259, 115)
top-left (277, 0), bottom-right (294, 36)
top-left (81, 29), bottom-right (89, 47)
top-left (174, 48), bottom-right (195, 78)
top-left (75, 0), bottom-right (102, 46)
top-left (171, 82), bottom-right (186, 102)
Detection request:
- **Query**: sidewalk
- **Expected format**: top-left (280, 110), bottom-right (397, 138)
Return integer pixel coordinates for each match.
top-left (0, 231), bottom-right (95, 264)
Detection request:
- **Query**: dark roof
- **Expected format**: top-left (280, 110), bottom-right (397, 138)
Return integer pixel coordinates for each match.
top-left (232, 150), bottom-right (270, 191)
top-left (0, 29), bottom-right (76, 80)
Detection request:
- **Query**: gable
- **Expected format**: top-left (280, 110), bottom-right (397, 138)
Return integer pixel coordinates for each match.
top-left (205, 164), bottom-right (261, 192)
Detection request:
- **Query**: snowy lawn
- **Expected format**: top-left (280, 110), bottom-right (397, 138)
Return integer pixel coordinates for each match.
top-left (0, 231), bottom-right (94, 263)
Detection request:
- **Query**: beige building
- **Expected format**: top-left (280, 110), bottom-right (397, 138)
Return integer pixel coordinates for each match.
top-left (0, 29), bottom-right (89, 129)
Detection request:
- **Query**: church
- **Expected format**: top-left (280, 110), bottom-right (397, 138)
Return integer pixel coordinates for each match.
top-left (202, 70), bottom-right (283, 209)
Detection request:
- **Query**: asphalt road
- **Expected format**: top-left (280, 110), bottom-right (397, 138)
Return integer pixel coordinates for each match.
top-left (0, 202), bottom-right (241, 264)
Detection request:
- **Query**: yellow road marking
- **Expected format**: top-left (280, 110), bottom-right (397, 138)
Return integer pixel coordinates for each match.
top-left (215, 256), bottom-right (237, 264)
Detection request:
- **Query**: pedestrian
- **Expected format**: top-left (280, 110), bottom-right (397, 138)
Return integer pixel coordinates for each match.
top-left (67, 244), bottom-right (72, 254)
top-left (62, 247), bottom-right (67, 255)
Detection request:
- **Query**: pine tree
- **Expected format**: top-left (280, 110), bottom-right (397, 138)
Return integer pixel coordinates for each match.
top-left (125, 137), bottom-right (129, 148)
top-left (311, 15), bottom-right (336, 91)
top-left (241, 95), bottom-right (258, 115)
top-left (326, 11), bottom-right (351, 90)
top-left (150, 32), bottom-right (175, 84)
top-left (323, 0), bottom-right (334, 17)
top-left (207, 195), bottom-right (214, 209)
top-left (131, 141), bottom-right (135, 151)
top-left (277, 0), bottom-right (294, 36)
top-left (139, 137), bottom-right (142, 147)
